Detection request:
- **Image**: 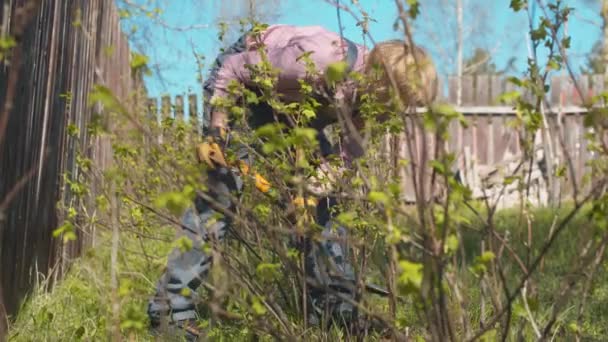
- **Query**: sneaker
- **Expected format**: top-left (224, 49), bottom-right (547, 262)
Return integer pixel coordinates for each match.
top-left (150, 310), bottom-right (202, 341)
top-left (174, 319), bottom-right (202, 341)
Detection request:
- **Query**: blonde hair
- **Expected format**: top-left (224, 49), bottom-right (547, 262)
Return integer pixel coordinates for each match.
top-left (364, 40), bottom-right (438, 107)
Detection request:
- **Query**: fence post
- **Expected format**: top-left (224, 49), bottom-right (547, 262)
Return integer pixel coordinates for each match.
top-left (146, 97), bottom-right (158, 145)
top-left (462, 75), bottom-right (474, 105)
top-left (146, 97), bottom-right (157, 122)
top-left (448, 76), bottom-right (458, 104)
top-left (175, 95), bottom-right (184, 121)
top-left (475, 75), bottom-right (490, 164)
top-left (161, 95), bottom-right (171, 122)
top-left (188, 94), bottom-right (199, 134)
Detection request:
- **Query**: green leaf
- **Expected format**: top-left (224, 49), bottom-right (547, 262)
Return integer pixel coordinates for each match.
top-left (546, 58), bottom-right (560, 71)
top-left (244, 89), bottom-right (260, 105)
top-left (255, 123), bottom-right (285, 138)
top-left (397, 260), bottom-right (423, 294)
top-left (506, 76), bottom-right (524, 87)
top-left (0, 35), bottom-right (16, 50)
top-left (253, 203), bottom-right (272, 220)
top-left (68, 207), bottom-right (77, 219)
top-left (530, 26), bottom-right (547, 41)
top-left (118, 9), bottom-right (131, 19)
top-left (498, 91), bottom-right (521, 104)
top-left (510, 0), bottom-right (526, 11)
top-left (292, 127), bottom-right (318, 145)
top-left (301, 108), bottom-right (316, 120)
top-left (53, 221), bottom-right (73, 238)
top-left (567, 322), bottom-right (580, 333)
top-left (479, 329), bottom-right (497, 342)
top-left (96, 195), bottom-right (109, 212)
top-left (130, 52), bottom-right (149, 71)
top-left (504, 176), bottom-right (519, 185)
top-left (406, 0), bottom-right (420, 19)
top-left (53, 221), bottom-right (77, 244)
top-left (445, 234), bottom-right (459, 255)
top-left (154, 190), bottom-right (192, 216)
top-left (67, 124), bottom-right (79, 137)
top-left (251, 296), bottom-right (267, 316)
top-left (368, 191), bottom-right (391, 206)
top-left (480, 251), bottom-right (495, 263)
top-left (173, 236), bottom-right (194, 253)
top-left (430, 160), bottom-right (446, 175)
top-left (336, 211), bottom-right (357, 226)
top-left (256, 263), bottom-right (281, 281)
top-left (470, 251), bottom-right (495, 277)
top-left (325, 61), bottom-right (349, 85)
top-left (422, 112), bottom-right (437, 131)
top-left (386, 229), bottom-right (402, 245)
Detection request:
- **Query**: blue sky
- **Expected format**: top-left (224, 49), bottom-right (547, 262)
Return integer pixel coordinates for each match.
top-left (119, 0), bottom-right (602, 99)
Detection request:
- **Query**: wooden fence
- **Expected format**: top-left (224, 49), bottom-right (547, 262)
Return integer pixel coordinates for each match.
top-left (0, 0), bottom-right (140, 319)
top-left (150, 73), bottom-right (605, 204)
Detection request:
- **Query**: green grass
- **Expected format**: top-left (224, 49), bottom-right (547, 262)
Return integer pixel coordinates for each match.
top-left (8, 228), bottom-right (173, 341)
top-left (458, 203), bottom-right (608, 341)
top-left (7, 204), bottom-right (608, 341)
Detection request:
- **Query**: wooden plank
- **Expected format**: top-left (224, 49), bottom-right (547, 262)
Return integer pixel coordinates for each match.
top-left (175, 95), bottom-right (184, 120)
top-left (401, 130), bottom-right (416, 202)
top-left (161, 95), bottom-right (171, 120)
top-left (577, 74), bottom-right (589, 105)
top-left (550, 75), bottom-right (563, 107)
top-left (490, 75), bottom-right (505, 105)
top-left (476, 115), bottom-right (489, 165)
top-left (472, 112), bottom-right (479, 164)
top-left (475, 74), bottom-right (490, 105)
top-left (463, 112), bottom-right (474, 166)
top-left (447, 117), bottom-right (459, 156)
top-left (564, 77), bottom-right (576, 106)
top-left (146, 97), bottom-right (157, 123)
top-left (575, 113), bottom-right (584, 183)
top-left (488, 114), bottom-right (495, 164)
top-left (462, 75), bottom-right (474, 105)
top-left (473, 75), bottom-right (489, 165)
top-left (563, 114), bottom-right (577, 181)
top-left (495, 113), bottom-right (509, 161)
top-left (504, 78), bottom-right (518, 106)
top-left (457, 114), bottom-right (464, 165)
top-left (448, 75), bottom-right (458, 104)
top-left (579, 113), bottom-right (590, 190)
top-left (188, 93), bottom-right (198, 125)
top-left (436, 75), bottom-right (445, 102)
top-left (592, 74), bottom-right (605, 105)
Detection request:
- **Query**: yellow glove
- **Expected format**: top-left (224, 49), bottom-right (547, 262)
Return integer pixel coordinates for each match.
top-left (292, 196), bottom-right (318, 208)
top-left (196, 127), bottom-right (228, 169)
top-left (237, 160), bottom-right (272, 193)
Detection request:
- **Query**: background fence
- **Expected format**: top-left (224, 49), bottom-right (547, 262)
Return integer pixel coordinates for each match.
top-left (0, 0), bottom-right (140, 319)
top-left (149, 73), bottom-right (605, 203)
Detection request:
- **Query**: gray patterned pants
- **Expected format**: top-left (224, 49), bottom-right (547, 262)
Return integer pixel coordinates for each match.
top-left (147, 148), bottom-right (356, 326)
